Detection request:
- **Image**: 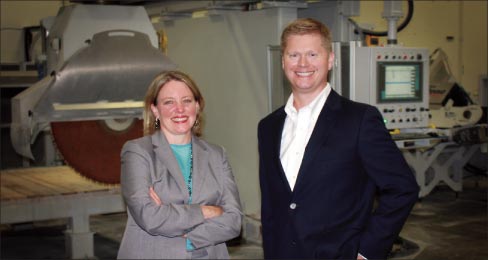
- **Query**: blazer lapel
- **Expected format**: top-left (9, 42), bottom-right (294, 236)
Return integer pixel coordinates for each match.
top-left (294, 90), bottom-right (342, 188)
top-left (269, 108), bottom-right (292, 193)
top-left (152, 131), bottom-right (189, 201)
top-left (190, 136), bottom-right (208, 203)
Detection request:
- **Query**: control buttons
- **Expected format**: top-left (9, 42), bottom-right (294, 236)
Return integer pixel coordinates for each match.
top-left (382, 108), bottom-right (397, 113)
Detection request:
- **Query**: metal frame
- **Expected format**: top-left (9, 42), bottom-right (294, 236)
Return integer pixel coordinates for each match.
top-left (401, 142), bottom-right (480, 198)
top-left (1, 187), bottom-right (125, 259)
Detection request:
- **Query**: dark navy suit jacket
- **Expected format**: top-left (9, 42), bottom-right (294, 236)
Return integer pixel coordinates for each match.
top-left (258, 90), bottom-right (419, 259)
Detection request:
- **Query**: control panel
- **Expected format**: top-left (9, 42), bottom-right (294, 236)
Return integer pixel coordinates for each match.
top-left (351, 46), bottom-right (430, 129)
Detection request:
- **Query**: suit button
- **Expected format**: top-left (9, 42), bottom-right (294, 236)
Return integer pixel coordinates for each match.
top-left (290, 203), bottom-right (297, 209)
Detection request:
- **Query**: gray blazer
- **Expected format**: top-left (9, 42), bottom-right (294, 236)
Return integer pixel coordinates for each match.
top-left (117, 131), bottom-right (242, 259)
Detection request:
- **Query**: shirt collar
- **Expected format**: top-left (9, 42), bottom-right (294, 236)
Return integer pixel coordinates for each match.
top-left (284, 83), bottom-right (331, 118)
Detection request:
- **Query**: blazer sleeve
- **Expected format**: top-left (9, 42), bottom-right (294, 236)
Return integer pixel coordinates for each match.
top-left (186, 146), bottom-right (243, 249)
top-left (357, 106), bottom-right (419, 259)
top-left (121, 141), bottom-right (205, 237)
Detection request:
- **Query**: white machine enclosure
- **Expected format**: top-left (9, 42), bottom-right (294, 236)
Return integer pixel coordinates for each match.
top-left (45, 4), bottom-right (160, 73)
top-left (428, 48), bottom-right (483, 128)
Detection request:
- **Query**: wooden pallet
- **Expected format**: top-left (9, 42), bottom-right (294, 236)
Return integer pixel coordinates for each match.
top-left (0, 166), bottom-right (125, 259)
top-left (0, 166), bottom-right (118, 201)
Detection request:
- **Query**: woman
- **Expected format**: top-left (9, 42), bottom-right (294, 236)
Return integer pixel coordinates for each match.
top-left (117, 70), bottom-right (242, 259)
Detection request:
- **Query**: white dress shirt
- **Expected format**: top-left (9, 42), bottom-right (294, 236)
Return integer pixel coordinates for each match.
top-left (280, 84), bottom-right (331, 190)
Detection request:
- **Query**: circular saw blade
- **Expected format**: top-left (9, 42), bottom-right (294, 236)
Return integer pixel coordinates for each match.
top-left (51, 119), bottom-right (143, 184)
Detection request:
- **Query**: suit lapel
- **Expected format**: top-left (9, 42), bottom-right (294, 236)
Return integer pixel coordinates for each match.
top-left (294, 90), bottom-right (342, 189)
top-left (152, 131), bottom-right (189, 201)
top-left (269, 108), bottom-right (293, 193)
top-left (191, 136), bottom-right (208, 202)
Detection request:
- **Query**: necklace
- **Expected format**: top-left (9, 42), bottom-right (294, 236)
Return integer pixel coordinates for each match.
top-left (187, 143), bottom-right (193, 203)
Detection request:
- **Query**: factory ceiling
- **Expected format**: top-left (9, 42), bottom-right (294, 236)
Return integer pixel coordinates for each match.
top-left (68, 0), bottom-right (298, 20)
top-left (68, 1), bottom-right (306, 13)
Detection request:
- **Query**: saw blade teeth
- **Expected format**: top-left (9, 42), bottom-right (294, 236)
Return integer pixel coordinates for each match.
top-left (50, 119), bottom-right (143, 184)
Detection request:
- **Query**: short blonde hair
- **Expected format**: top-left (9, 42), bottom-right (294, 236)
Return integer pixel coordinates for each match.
top-left (281, 18), bottom-right (332, 54)
top-left (143, 70), bottom-right (205, 136)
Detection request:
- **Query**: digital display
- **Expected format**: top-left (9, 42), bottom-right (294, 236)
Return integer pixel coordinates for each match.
top-left (377, 62), bottom-right (422, 103)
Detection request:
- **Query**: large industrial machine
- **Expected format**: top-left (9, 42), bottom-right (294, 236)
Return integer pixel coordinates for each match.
top-left (10, 4), bottom-right (176, 183)
top-left (326, 1), bottom-right (483, 132)
top-left (325, 1), bottom-right (431, 130)
top-left (4, 4), bottom-right (177, 258)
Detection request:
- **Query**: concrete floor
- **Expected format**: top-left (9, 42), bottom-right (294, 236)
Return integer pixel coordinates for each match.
top-left (1, 177), bottom-right (486, 259)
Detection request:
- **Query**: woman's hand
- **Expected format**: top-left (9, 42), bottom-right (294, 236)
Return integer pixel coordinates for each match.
top-left (149, 186), bottom-right (162, 205)
top-left (200, 205), bottom-right (223, 219)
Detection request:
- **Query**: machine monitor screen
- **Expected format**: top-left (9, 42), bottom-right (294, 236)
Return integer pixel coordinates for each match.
top-left (377, 62), bottom-right (423, 103)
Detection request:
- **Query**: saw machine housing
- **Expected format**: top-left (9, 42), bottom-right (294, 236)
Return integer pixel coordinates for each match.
top-left (10, 4), bottom-right (176, 183)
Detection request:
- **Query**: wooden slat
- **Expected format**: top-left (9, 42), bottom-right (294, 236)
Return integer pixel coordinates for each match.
top-left (1, 173), bottom-right (45, 198)
top-left (15, 172), bottom-right (80, 195)
top-left (24, 170), bottom-right (109, 194)
top-left (0, 166), bottom-right (119, 201)
top-left (0, 186), bottom-right (28, 200)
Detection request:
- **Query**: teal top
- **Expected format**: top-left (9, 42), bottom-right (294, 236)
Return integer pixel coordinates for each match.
top-left (170, 143), bottom-right (195, 251)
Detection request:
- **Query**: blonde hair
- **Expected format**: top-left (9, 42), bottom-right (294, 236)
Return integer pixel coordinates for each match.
top-left (143, 70), bottom-right (205, 136)
top-left (281, 18), bottom-right (333, 54)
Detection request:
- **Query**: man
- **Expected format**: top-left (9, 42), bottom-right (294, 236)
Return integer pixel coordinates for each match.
top-left (258, 18), bottom-right (419, 259)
